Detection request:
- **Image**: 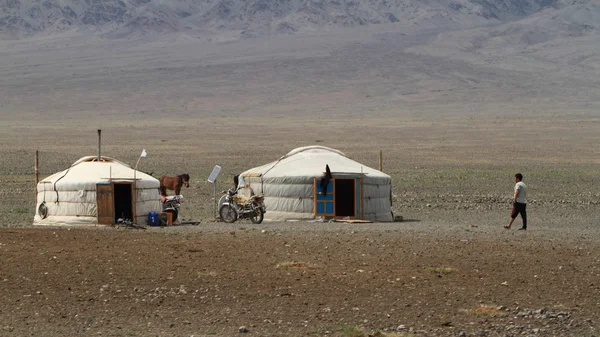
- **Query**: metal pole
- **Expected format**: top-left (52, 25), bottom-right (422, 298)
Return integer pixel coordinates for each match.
top-left (213, 179), bottom-right (217, 220)
top-left (379, 150), bottom-right (383, 171)
top-left (135, 154), bottom-right (142, 171)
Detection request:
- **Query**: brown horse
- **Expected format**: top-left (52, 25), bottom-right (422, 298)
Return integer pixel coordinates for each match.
top-left (159, 174), bottom-right (190, 196)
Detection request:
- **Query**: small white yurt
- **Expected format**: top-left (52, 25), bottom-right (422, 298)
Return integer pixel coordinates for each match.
top-left (238, 146), bottom-right (393, 222)
top-left (34, 156), bottom-right (162, 226)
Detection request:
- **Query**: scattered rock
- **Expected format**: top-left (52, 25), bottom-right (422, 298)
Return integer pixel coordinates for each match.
top-left (396, 325), bottom-right (408, 332)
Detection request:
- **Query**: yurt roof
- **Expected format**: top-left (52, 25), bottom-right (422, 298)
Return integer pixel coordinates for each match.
top-left (71, 155), bottom-right (130, 167)
top-left (241, 146), bottom-right (390, 178)
top-left (38, 156), bottom-right (158, 190)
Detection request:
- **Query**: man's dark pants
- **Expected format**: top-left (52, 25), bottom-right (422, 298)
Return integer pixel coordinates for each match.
top-left (511, 202), bottom-right (527, 229)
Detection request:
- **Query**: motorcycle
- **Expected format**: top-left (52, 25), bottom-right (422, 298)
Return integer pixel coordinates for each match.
top-left (162, 195), bottom-right (183, 224)
top-left (219, 187), bottom-right (266, 224)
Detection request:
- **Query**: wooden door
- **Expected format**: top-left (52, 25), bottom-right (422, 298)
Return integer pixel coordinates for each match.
top-left (97, 184), bottom-right (114, 224)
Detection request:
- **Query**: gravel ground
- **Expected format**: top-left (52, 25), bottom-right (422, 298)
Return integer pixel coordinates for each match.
top-left (1, 215), bottom-right (599, 337)
top-left (2, 28), bottom-right (600, 337)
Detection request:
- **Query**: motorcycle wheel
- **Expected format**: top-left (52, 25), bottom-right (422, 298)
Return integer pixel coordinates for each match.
top-left (250, 207), bottom-right (264, 224)
top-left (219, 204), bottom-right (238, 223)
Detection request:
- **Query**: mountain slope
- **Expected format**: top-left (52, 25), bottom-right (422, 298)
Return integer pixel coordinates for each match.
top-left (406, 0), bottom-right (600, 70)
top-left (0, 0), bottom-right (559, 40)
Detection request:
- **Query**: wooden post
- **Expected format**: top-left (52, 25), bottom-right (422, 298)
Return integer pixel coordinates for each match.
top-left (133, 167), bottom-right (137, 223)
top-left (379, 150), bottom-right (383, 171)
top-left (97, 129), bottom-right (101, 160)
top-left (34, 150), bottom-right (39, 200)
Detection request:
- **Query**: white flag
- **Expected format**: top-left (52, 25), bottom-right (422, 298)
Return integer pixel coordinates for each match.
top-left (140, 149), bottom-right (147, 158)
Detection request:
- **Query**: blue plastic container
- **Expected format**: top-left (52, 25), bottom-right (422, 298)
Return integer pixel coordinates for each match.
top-left (148, 212), bottom-right (160, 226)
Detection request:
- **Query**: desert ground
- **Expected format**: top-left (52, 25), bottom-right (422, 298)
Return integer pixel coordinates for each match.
top-left (1, 25), bottom-right (600, 336)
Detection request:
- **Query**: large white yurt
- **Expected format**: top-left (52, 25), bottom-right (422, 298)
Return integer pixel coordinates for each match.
top-left (34, 156), bottom-right (162, 226)
top-left (238, 146), bottom-right (393, 222)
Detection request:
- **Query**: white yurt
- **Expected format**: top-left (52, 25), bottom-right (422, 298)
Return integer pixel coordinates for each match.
top-left (34, 156), bottom-right (162, 226)
top-left (237, 146), bottom-right (393, 222)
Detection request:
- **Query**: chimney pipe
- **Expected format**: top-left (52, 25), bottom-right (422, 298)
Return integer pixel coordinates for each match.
top-left (97, 129), bottom-right (101, 161)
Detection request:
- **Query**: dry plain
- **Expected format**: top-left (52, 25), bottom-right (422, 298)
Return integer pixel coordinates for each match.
top-left (1, 26), bottom-right (600, 336)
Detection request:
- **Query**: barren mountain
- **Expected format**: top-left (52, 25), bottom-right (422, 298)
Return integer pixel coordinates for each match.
top-left (0, 0), bottom-right (560, 40)
top-left (1, 0), bottom-right (598, 125)
top-left (406, 0), bottom-right (600, 69)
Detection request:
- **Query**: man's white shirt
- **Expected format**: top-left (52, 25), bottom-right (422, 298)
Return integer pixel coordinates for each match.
top-left (515, 181), bottom-right (527, 204)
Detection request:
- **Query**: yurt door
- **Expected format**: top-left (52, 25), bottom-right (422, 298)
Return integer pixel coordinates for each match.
top-left (113, 183), bottom-right (134, 222)
top-left (97, 184), bottom-right (114, 224)
top-left (334, 179), bottom-right (356, 218)
top-left (314, 178), bottom-right (361, 219)
top-left (97, 183), bottom-right (134, 224)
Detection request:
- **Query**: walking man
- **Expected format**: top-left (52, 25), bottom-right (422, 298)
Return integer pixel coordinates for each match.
top-left (505, 173), bottom-right (527, 230)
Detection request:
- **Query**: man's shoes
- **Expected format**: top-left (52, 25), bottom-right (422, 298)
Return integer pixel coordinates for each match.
top-left (518, 227), bottom-right (527, 230)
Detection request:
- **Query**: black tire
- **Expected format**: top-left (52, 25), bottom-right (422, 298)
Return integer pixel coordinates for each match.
top-left (219, 204), bottom-right (238, 223)
top-left (250, 207), bottom-right (264, 224)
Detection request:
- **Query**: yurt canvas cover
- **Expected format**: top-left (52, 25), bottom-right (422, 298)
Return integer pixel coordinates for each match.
top-left (34, 156), bottom-right (162, 226)
top-left (238, 146), bottom-right (393, 222)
